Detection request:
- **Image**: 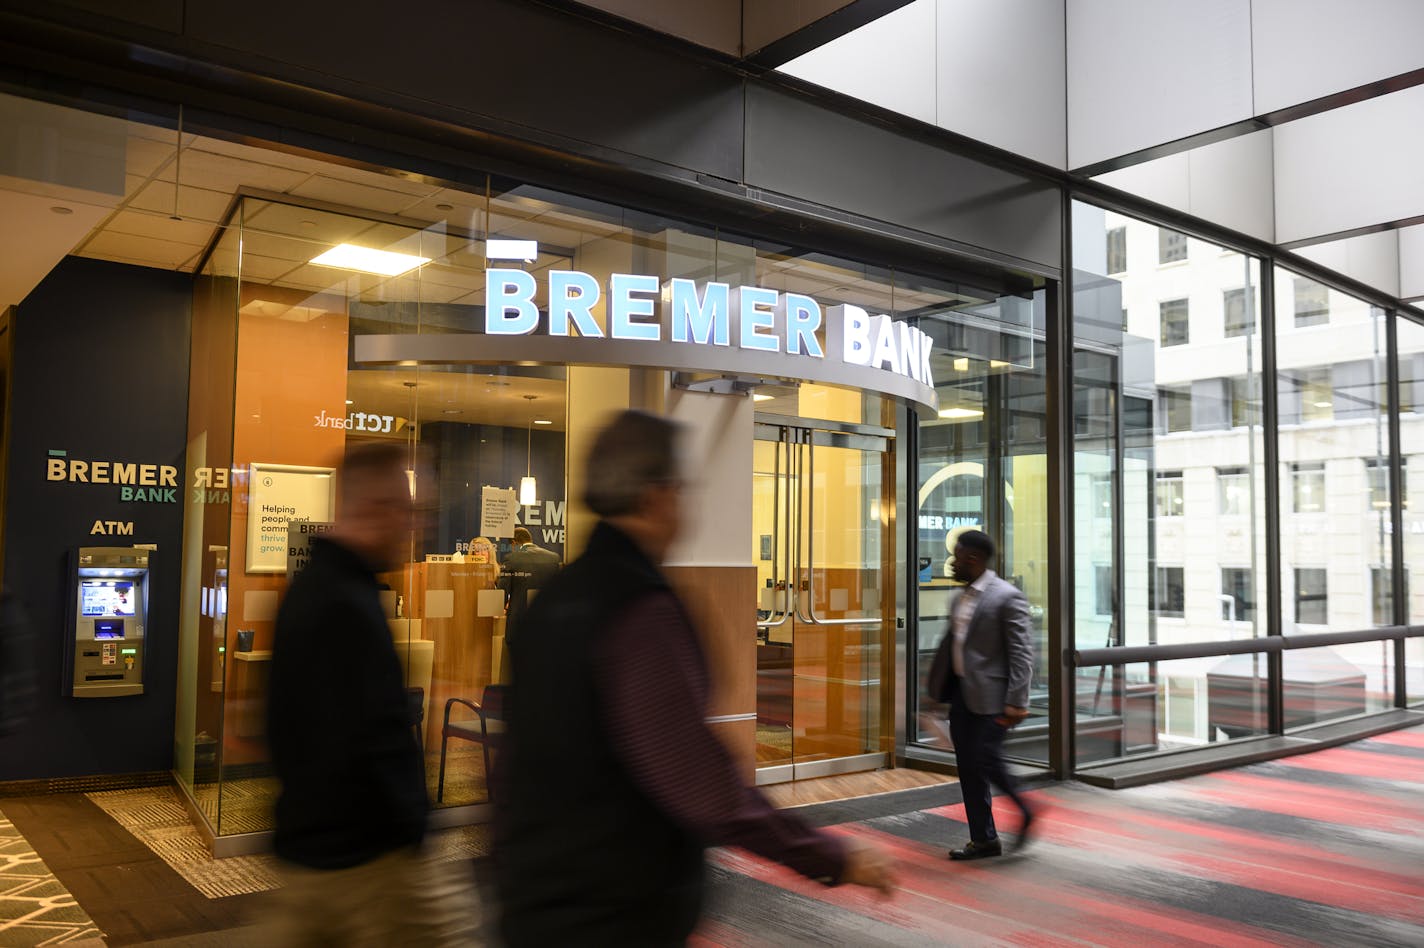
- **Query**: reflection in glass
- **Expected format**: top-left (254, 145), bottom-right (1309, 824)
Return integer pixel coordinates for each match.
top-left (913, 284), bottom-right (1050, 766)
top-left (1274, 269), bottom-right (1390, 637)
top-left (1281, 645), bottom-right (1392, 731)
top-left (1072, 201), bottom-right (1265, 763)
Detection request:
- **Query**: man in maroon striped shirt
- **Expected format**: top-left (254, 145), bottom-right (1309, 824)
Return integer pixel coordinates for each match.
top-left (495, 410), bottom-right (894, 945)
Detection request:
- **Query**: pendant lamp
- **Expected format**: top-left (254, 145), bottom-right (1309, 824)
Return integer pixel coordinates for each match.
top-left (520, 395), bottom-right (538, 506)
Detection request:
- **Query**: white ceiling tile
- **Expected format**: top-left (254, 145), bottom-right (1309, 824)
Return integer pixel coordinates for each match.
top-left (126, 137), bottom-right (176, 181)
top-left (104, 209), bottom-right (222, 247)
top-left (80, 230), bottom-right (202, 269)
top-left (128, 181), bottom-right (234, 224)
top-left (152, 147), bottom-right (312, 193)
top-left (274, 263), bottom-right (362, 294)
top-left (189, 135), bottom-right (338, 175)
top-left (290, 175), bottom-right (428, 214)
top-left (244, 229), bottom-right (336, 266)
top-left (237, 253), bottom-right (303, 283)
top-left (419, 264), bottom-right (486, 293)
top-left (241, 200), bottom-right (376, 247)
top-left (400, 190), bottom-right (489, 230)
top-left (313, 162), bottom-right (439, 198)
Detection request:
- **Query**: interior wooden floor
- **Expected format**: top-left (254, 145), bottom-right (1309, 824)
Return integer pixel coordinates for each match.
top-left (761, 767), bottom-right (957, 808)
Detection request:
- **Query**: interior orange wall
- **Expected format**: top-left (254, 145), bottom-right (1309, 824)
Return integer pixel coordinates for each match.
top-left (225, 291), bottom-right (349, 685)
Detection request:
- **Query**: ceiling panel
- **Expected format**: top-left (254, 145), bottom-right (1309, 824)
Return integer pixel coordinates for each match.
top-left (153, 147), bottom-right (314, 194)
top-left (290, 174), bottom-right (438, 215)
top-left (191, 135), bottom-right (340, 175)
top-left (125, 137), bottom-right (176, 180)
top-left (82, 230), bottom-right (201, 270)
top-left (127, 180), bottom-right (234, 224)
top-left (0, 189), bottom-right (112, 306)
top-left (103, 208), bottom-right (221, 247)
top-left (241, 200), bottom-right (382, 247)
top-left (236, 253), bottom-right (303, 284)
top-left (400, 189), bottom-right (490, 230)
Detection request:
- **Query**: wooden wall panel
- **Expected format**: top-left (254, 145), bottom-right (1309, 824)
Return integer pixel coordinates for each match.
top-left (666, 565), bottom-right (756, 717)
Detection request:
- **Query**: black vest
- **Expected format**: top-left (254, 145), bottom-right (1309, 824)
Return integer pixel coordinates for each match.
top-left (494, 522), bottom-right (704, 946)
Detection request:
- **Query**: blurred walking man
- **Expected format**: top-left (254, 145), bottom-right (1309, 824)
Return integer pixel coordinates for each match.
top-left (266, 443), bottom-right (447, 944)
top-left (496, 410), bottom-right (894, 945)
top-left (928, 529), bottom-right (1036, 859)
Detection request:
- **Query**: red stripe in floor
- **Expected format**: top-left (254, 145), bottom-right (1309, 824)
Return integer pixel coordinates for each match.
top-left (1274, 746), bottom-right (1424, 780)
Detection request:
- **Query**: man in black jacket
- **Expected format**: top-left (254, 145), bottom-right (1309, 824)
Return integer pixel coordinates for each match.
top-left (265, 443), bottom-right (445, 944)
top-left (495, 411), bottom-right (894, 945)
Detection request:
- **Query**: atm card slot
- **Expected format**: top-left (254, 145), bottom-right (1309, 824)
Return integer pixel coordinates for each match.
top-left (84, 673), bottom-right (126, 681)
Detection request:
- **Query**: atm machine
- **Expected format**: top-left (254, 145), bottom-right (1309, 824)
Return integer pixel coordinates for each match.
top-left (64, 546), bottom-right (151, 697)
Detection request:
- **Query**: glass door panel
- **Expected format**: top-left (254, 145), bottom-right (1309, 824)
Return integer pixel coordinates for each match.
top-left (754, 438), bottom-right (795, 769)
top-left (756, 424), bottom-right (891, 782)
top-left (793, 434), bottom-right (886, 768)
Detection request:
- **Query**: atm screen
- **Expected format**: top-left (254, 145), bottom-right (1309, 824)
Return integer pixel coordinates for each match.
top-left (80, 580), bottom-right (136, 617)
top-left (94, 619), bottom-right (125, 639)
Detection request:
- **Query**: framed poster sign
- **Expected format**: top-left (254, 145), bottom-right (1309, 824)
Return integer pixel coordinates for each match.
top-left (247, 462), bottom-right (336, 574)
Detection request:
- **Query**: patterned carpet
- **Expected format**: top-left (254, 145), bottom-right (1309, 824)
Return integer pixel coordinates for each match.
top-left (85, 788), bottom-right (280, 899)
top-left (3, 724), bottom-right (1421, 945)
top-left (0, 807), bottom-right (101, 945)
top-left (696, 724), bottom-right (1424, 946)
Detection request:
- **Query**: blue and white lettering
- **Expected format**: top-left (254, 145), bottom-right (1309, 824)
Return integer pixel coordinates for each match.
top-left (665, 279), bottom-right (730, 346)
top-left (548, 270), bottom-right (603, 337)
top-left (737, 286), bottom-right (781, 352)
top-left (898, 320), bottom-right (921, 381)
top-left (485, 269), bottom-right (539, 335)
top-left (870, 314), bottom-right (900, 373)
top-left (609, 273), bottom-right (661, 341)
top-left (779, 293), bottom-right (824, 357)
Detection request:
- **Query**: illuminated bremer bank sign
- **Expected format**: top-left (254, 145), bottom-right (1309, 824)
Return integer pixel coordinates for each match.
top-left (486, 268), bottom-right (936, 389)
top-left (353, 268), bottom-right (939, 413)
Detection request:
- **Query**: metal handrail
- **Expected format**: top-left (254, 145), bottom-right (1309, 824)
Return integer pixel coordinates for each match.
top-left (758, 432), bottom-right (791, 631)
top-left (1073, 624), bottom-right (1419, 667)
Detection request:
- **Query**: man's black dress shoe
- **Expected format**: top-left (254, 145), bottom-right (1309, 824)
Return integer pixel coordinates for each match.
top-left (1009, 813), bottom-right (1034, 853)
top-left (948, 839), bottom-right (1002, 860)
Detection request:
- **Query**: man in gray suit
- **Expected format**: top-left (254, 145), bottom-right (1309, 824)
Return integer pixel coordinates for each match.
top-left (927, 529), bottom-right (1035, 859)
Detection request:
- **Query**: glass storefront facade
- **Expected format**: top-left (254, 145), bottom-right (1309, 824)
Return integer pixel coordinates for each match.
top-left (2, 67), bottom-right (1420, 845)
top-left (1066, 200), bottom-right (1423, 771)
top-left (165, 166), bottom-right (1005, 836)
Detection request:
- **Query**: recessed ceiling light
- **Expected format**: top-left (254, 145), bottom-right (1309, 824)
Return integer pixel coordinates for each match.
top-left (533, 418), bottom-right (553, 425)
top-left (345, 399), bottom-right (354, 405)
top-left (50, 205), bottom-right (73, 215)
top-left (938, 407), bottom-right (984, 420)
top-left (300, 220), bottom-right (317, 228)
top-left (310, 243), bottom-right (430, 276)
top-left (435, 203), bottom-right (454, 212)
top-left (752, 393), bottom-right (775, 402)
top-left (953, 357), bottom-right (969, 372)
top-left (1313, 401), bottom-right (1332, 408)
top-left (442, 408), bottom-right (462, 415)
top-left (989, 360), bottom-right (1008, 369)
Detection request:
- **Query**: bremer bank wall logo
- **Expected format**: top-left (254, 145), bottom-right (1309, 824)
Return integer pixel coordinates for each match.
top-left (313, 409), bottom-right (398, 433)
top-left (46, 449), bottom-right (178, 503)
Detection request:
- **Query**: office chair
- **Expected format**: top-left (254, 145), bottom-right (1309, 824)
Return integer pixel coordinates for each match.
top-left (437, 683), bottom-right (507, 803)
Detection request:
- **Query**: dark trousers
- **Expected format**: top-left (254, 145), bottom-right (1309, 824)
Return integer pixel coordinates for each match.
top-left (947, 675), bottom-right (1031, 842)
